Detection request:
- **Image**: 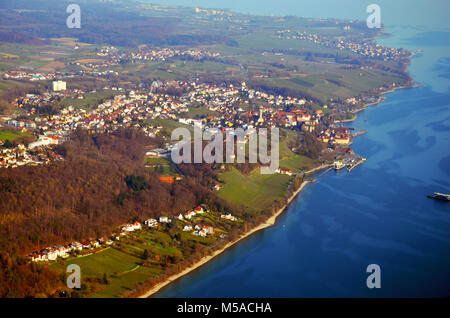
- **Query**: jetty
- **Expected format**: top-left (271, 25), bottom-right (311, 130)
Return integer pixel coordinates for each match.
top-left (427, 192), bottom-right (450, 202)
top-left (347, 157), bottom-right (366, 172)
top-left (352, 129), bottom-right (367, 138)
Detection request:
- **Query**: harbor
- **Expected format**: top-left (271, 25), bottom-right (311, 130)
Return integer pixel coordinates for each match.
top-left (333, 155), bottom-right (367, 173)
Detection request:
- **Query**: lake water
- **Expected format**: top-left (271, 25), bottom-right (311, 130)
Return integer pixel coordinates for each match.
top-left (153, 2), bottom-right (450, 297)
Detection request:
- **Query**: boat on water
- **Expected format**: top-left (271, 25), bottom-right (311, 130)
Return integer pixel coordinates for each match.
top-left (333, 160), bottom-right (346, 171)
top-left (427, 192), bottom-right (450, 202)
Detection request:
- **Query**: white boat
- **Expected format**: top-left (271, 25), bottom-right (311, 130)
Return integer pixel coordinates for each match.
top-left (334, 160), bottom-right (346, 170)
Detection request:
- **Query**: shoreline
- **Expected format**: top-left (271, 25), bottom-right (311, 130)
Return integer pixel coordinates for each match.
top-left (139, 174), bottom-right (319, 298)
top-left (335, 82), bottom-right (421, 125)
top-left (139, 81), bottom-right (420, 298)
top-left (139, 59), bottom-right (420, 300)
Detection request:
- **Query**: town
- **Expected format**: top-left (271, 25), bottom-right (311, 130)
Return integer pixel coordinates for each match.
top-left (0, 74), bottom-right (392, 169)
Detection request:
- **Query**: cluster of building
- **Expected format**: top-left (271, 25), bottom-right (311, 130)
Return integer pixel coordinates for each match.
top-left (192, 225), bottom-right (214, 237)
top-left (28, 238), bottom-right (113, 262)
top-left (275, 29), bottom-right (410, 62)
top-left (179, 206), bottom-right (205, 220)
top-left (275, 167), bottom-right (294, 176)
top-left (329, 40), bottom-right (410, 62)
top-left (121, 222), bottom-right (143, 233)
top-left (69, 59), bottom-right (119, 70)
top-left (173, 81), bottom-right (323, 133)
top-left (317, 127), bottom-right (351, 145)
top-left (2, 71), bottom-right (55, 81)
top-left (27, 202), bottom-right (224, 262)
top-left (2, 69), bottom-right (118, 83)
top-left (2, 78), bottom-right (324, 167)
top-left (4, 68), bottom-right (389, 170)
top-left (194, 7), bottom-right (230, 16)
top-left (139, 205), bottom-right (219, 237)
top-left (0, 142), bottom-right (63, 168)
top-left (10, 76), bottom-right (323, 140)
top-left (94, 46), bottom-right (220, 65)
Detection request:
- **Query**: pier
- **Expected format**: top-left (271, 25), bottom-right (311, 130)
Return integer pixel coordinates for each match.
top-left (347, 158), bottom-right (366, 172)
top-left (352, 129), bottom-right (367, 138)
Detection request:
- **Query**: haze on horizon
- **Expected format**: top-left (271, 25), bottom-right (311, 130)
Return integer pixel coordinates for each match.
top-left (145, 0), bottom-right (449, 28)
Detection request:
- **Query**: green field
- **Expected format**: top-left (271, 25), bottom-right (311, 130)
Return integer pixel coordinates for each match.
top-left (218, 167), bottom-right (292, 211)
top-left (279, 129), bottom-right (318, 172)
top-left (145, 157), bottom-right (178, 176)
top-left (146, 118), bottom-right (194, 138)
top-left (50, 247), bottom-right (159, 298)
top-left (49, 230), bottom-right (184, 298)
top-left (0, 129), bottom-right (32, 141)
top-left (60, 90), bottom-right (118, 110)
top-left (49, 224), bottom-right (223, 297)
top-left (279, 154), bottom-right (317, 172)
top-left (217, 129), bottom-right (318, 211)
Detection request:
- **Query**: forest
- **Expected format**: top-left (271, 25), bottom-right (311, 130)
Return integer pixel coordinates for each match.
top-left (0, 127), bottom-right (249, 297)
top-left (0, 0), bottom-right (236, 48)
top-left (0, 128), bottom-right (242, 255)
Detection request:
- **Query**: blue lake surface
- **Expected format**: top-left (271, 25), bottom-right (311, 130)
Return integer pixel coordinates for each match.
top-left (153, 3), bottom-right (450, 297)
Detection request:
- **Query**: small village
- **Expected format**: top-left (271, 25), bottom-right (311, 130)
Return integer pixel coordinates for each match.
top-left (0, 144), bottom-right (63, 168)
top-left (27, 204), bottom-right (239, 263)
top-left (67, 46), bottom-right (221, 71)
top-left (275, 29), bottom-right (411, 62)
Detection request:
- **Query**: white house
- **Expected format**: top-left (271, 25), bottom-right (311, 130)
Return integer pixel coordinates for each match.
top-left (46, 249), bottom-right (58, 261)
top-left (71, 242), bottom-right (83, 251)
top-left (159, 216), bottom-right (171, 223)
top-left (221, 213), bottom-right (236, 221)
top-left (52, 80), bottom-right (66, 92)
top-left (184, 211), bottom-right (196, 220)
top-left (203, 226), bottom-right (214, 235)
top-left (121, 221), bottom-right (142, 232)
top-left (144, 218), bottom-right (158, 228)
top-left (194, 225), bottom-right (213, 236)
top-left (194, 206), bottom-right (205, 214)
top-left (132, 222), bottom-right (142, 231)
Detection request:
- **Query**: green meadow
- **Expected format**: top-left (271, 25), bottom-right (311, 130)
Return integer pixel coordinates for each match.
top-left (218, 168), bottom-right (292, 212)
top-left (0, 129), bottom-right (33, 141)
top-left (50, 247), bottom-right (159, 298)
top-left (145, 157), bottom-right (178, 176)
top-left (49, 221), bottom-right (226, 297)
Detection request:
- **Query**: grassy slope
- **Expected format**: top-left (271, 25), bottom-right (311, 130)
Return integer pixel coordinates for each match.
top-left (49, 216), bottom-right (223, 297)
top-left (50, 247), bottom-right (158, 298)
top-left (145, 157), bottom-right (178, 176)
top-left (60, 90), bottom-right (119, 110)
top-left (0, 129), bottom-right (32, 141)
top-left (217, 130), bottom-right (318, 211)
top-left (278, 129), bottom-right (318, 172)
top-left (218, 168), bottom-right (292, 212)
